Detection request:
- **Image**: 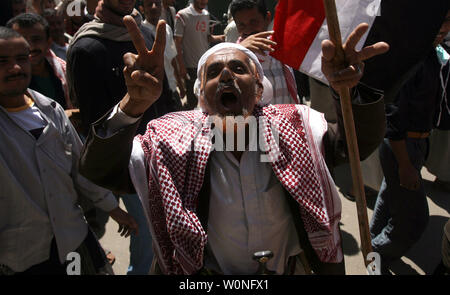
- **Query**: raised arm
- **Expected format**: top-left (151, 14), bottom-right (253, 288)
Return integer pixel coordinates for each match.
top-left (79, 17), bottom-right (167, 193)
top-left (320, 23), bottom-right (389, 167)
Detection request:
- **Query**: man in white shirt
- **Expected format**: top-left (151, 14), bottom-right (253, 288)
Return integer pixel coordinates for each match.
top-left (161, 0), bottom-right (176, 30)
top-left (0, 26), bottom-right (137, 274)
top-left (141, 0), bottom-right (184, 110)
top-left (78, 18), bottom-right (390, 275)
top-left (230, 0), bottom-right (299, 105)
top-left (174, 0), bottom-right (224, 110)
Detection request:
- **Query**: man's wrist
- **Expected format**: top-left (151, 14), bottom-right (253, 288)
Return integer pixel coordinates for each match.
top-left (119, 94), bottom-right (149, 118)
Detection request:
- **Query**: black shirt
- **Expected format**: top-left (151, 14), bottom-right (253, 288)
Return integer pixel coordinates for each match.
top-left (385, 49), bottom-right (443, 140)
top-left (29, 60), bottom-right (67, 109)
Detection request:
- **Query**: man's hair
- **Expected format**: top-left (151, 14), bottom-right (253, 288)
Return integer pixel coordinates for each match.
top-left (42, 8), bottom-right (58, 18)
top-left (0, 26), bottom-right (23, 41)
top-left (230, 0), bottom-right (267, 19)
top-left (6, 13), bottom-right (50, 39)
top-left (12, 0), bottom-right (26, 4)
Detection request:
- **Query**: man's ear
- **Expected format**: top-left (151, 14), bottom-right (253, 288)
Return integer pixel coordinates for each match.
top-left (255, 79), bottom-right (264, 102)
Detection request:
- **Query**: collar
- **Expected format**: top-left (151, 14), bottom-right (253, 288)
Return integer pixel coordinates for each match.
top-left (188, 4), bottom-right (208, 16)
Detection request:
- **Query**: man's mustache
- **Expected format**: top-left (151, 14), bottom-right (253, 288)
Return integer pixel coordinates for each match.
top-left (5, 73), bottom-right (28, 82)
top-left (215, 80), bottom-right (242, 97)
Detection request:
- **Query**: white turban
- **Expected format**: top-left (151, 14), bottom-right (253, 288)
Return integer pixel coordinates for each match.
top-left (194, 42), bottom-right (273, 106)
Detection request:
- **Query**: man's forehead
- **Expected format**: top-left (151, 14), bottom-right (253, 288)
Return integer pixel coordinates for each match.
top-left (205, 48), bottom-right (251, 66)
top-left (0, 38), bottom-right (30, 55)
top-left (12, 23), bottom-right (46, 35)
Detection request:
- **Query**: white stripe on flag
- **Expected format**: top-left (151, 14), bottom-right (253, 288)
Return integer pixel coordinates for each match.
top-left (300, 0), bottom-right (381, 85)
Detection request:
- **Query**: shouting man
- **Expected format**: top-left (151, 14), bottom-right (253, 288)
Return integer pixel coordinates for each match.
top-left (79, 17), bottom-right (389, 275)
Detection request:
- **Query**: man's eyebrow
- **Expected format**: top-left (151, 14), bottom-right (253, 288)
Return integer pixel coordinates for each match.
top-left (207, 59), bottom-right (249, 69)
top-left (206, 61), bottom-right (223, 69)
top-left (228, 59), bottom-right (250, 67)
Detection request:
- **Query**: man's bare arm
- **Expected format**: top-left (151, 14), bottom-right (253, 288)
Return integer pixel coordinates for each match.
top-left (208, 34), bottom-right (225, 44)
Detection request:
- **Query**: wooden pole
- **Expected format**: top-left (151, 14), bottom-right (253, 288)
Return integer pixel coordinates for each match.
top-left (322, 0), bottom-right (373, 268)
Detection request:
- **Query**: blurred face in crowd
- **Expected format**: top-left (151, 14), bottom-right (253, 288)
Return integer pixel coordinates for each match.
top-left (12, 0), bottom-right (27, 17)
top-left (143, 0), bottom-right (162, 25)
top-left (193, 0), bottom-right (208, 12)
top-left (32, 0), bottom-right (56, 12)
top-left (44, 13), bottom-right (66, 45)
top-left (0, 37), bottom-right (31, 99)
top-left (163, 0), bottom-right (175, 6)
top-left (200, 48), bottom-right (262, 118)
top-left (104, 0), bottom-right (136, 16)
top-left (434, 10), bottom-right (450, 47)
top-left (87, 0), bottom-right (101, 15)
top-left (234, 7), bottom-right (271, 40)
top-left (11, 23), bottom-right (51, 68)
top-left (44, 0), bottom-right (56, 9)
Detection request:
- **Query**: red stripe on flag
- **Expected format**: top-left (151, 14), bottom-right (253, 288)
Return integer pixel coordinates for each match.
top-left (271, 0), bottom-right (326, 70)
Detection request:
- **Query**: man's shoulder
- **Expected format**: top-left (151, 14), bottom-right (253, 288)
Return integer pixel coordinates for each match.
top-left (69, 36), bottom-right (110, 55)
top-left (146, 110), bottom-right (206, 138)
top-left (177, 6), bottom-right (191, 17)
top-left (28, 89), bottom-right (67, 122)
top-left (262, 104), bottom-right (323, 122)
top-left (150, 110), bottom-right (204, 127)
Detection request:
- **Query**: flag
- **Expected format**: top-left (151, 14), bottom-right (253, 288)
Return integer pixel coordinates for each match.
top-left (271, 0), bottom-right (450, 103)
top-left (271, 0), bottom-right (381, 85)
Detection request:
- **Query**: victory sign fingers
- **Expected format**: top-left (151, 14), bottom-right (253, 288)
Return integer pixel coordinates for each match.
top-left (119, 17), bottom-right (167, 117)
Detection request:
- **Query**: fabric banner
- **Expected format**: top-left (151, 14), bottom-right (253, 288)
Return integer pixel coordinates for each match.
top-left (271, 0), bottom-right (381, 84)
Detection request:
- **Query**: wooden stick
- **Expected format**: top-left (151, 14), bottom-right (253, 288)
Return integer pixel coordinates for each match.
top-left (322, 0), bottom-right (373, 268)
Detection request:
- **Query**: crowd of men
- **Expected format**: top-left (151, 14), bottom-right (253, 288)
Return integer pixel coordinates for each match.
top-left (0, 0), bottom-right (449, 276)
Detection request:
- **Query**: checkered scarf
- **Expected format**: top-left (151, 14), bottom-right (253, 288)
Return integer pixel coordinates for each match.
top-left (137, 104), bottom-right (342, 274)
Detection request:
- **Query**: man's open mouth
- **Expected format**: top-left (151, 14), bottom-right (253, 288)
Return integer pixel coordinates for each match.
top-left (220, 92), bottom-right (239, 109)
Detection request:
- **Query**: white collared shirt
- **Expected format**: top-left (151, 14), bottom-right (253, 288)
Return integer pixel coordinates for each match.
top-left (205, 150), bottom-right (302, 274)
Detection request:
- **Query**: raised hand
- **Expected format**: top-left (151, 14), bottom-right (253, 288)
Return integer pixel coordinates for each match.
top-left (321, 23), bottom-right (389, 91)
top-left (239, 31), bottom-right (278, 55)
top-left (119, 16), bottom-right (166, 118)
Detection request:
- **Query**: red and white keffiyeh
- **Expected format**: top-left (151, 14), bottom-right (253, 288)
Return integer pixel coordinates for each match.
top-left (136, 104), bottom-right (342, 275)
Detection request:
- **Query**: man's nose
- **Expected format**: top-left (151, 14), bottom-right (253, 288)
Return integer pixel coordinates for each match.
top-left (219, 67), bottom-right (234, 82)
top-left (8, 61), bottom-right (22, 73)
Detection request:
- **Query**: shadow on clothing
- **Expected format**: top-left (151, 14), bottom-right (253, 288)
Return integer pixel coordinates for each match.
top-left (383, 215), bottom-right (448, 275)
top-left (334, 163), bottom-right (378, 211)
